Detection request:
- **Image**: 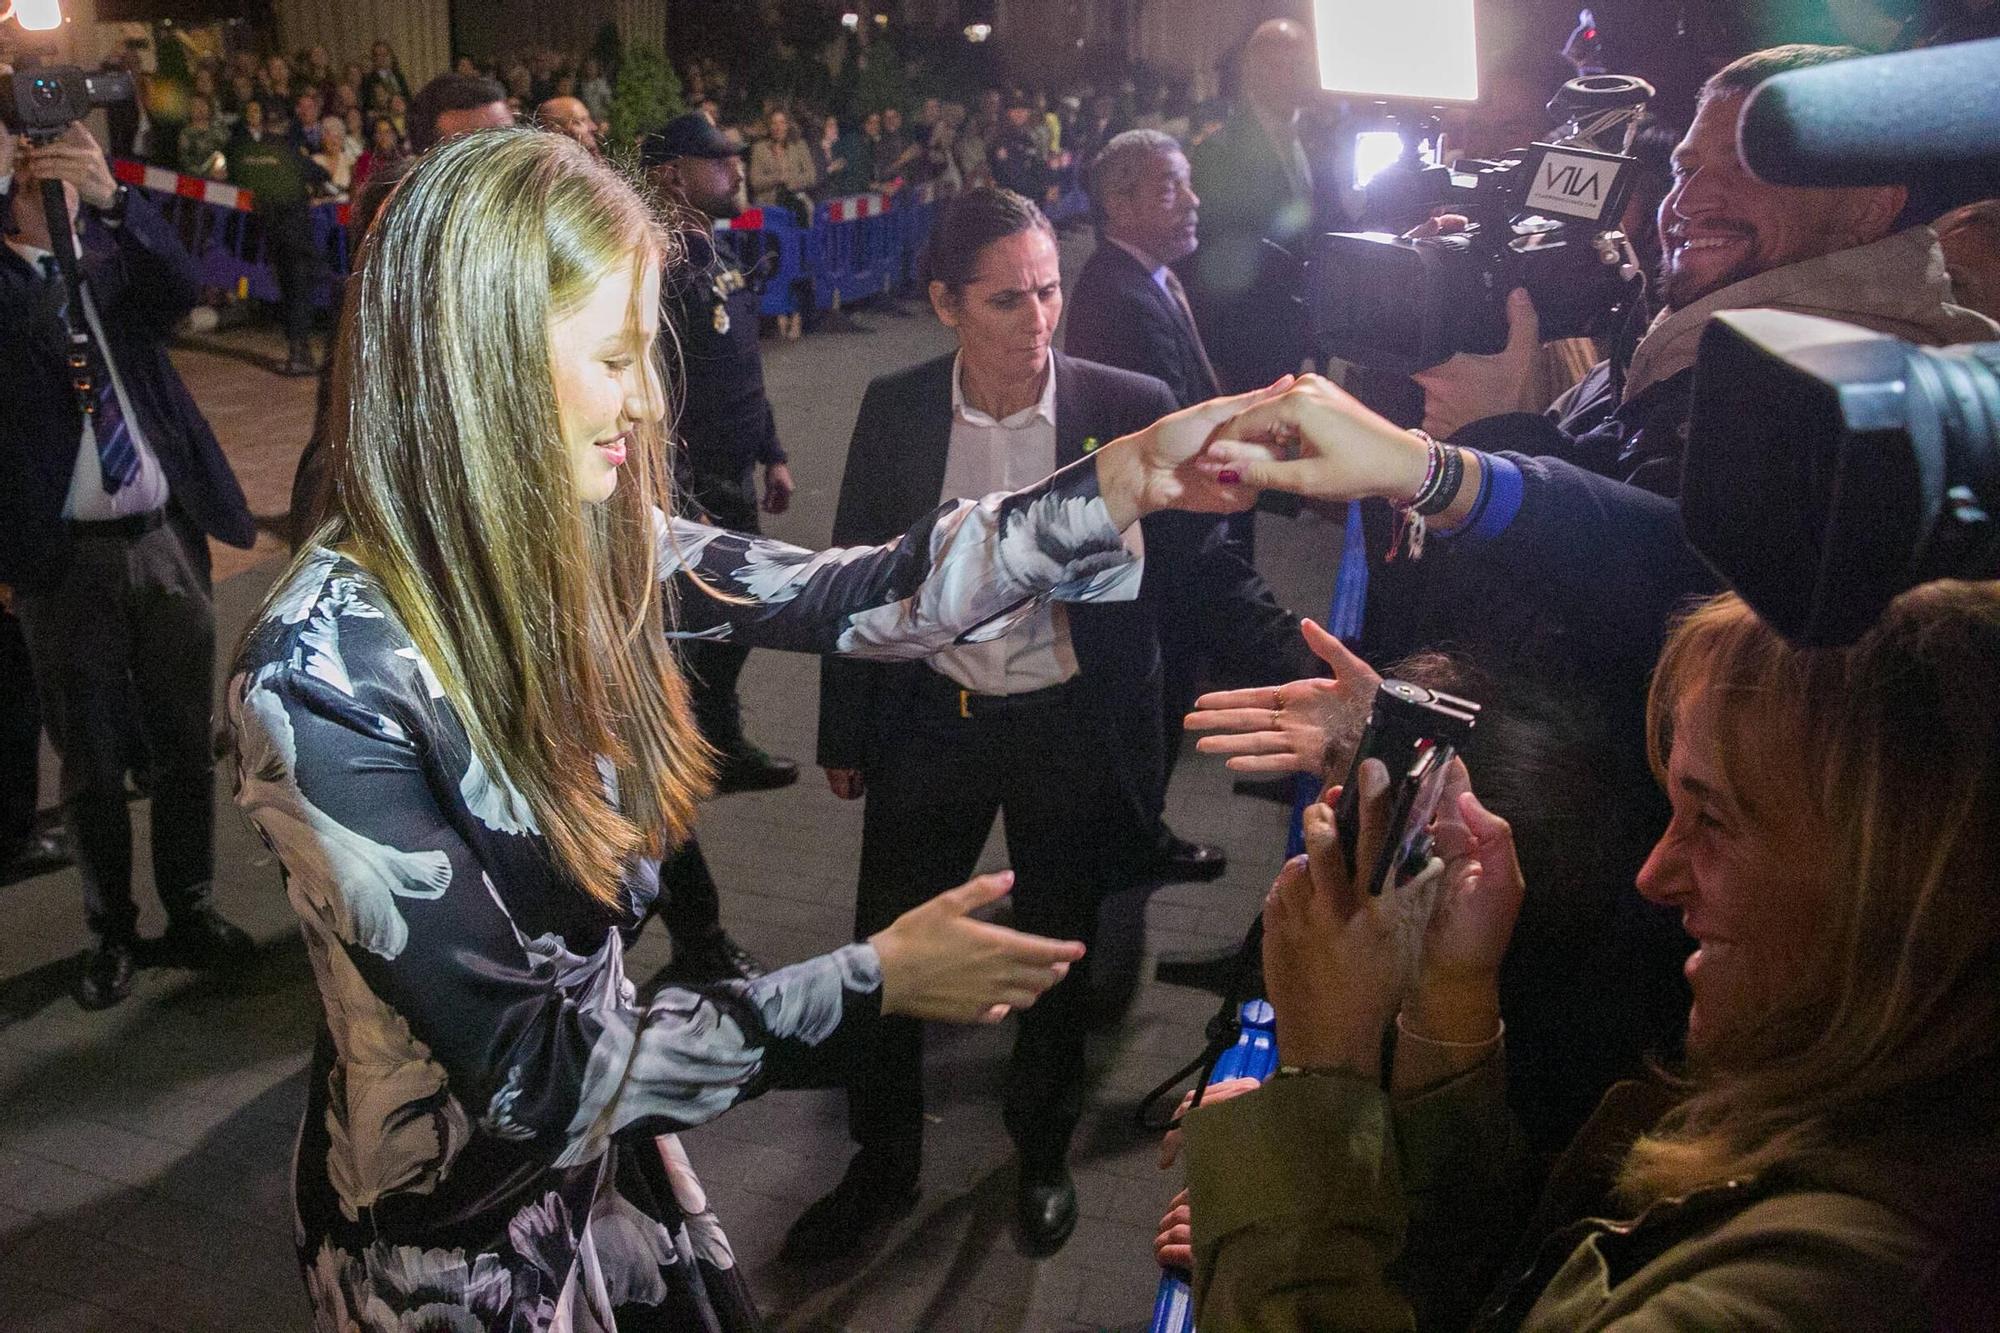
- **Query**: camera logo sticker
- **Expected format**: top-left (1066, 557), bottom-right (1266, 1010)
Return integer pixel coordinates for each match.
top-left (1526, 150), bottom-right (1619, 223)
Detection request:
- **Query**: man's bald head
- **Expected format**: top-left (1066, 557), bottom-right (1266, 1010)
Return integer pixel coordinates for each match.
top-left (1243, 18), bottom-right (1317, 117)
top-left (536, 95), bottom-right (599, 156)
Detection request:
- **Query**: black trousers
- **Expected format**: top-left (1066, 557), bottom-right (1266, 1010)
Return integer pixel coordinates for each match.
top-left (260, 204), bottom-right (320, 345)
top-left (848, 672), bottom-right (1133, 1176)
top-left (683, 462), bottom-right (760, 752)
top-left (1, 611), bottom-right (41, 851)
top-left (14, 515), bottom-right (217, 941)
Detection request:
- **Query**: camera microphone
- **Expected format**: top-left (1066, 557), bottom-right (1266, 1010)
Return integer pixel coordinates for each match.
top-left (1737, 37), bottom-right (2000, 193)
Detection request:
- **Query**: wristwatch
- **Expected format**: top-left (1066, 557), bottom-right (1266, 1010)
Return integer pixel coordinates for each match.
top-left (96, 183), bottom-right (132, 225)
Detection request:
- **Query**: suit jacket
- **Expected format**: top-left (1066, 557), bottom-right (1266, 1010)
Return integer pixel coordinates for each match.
top-left (0, 188), bottom-right (255, 589)
top-left (1065, 238), bottom-right (1219, 410)
top-left (817, 351), bottom-right (1311, 836)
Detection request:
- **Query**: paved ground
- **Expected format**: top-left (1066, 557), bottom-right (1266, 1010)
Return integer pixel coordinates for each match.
top-left (0, 235), bottom-right (1343, 1331)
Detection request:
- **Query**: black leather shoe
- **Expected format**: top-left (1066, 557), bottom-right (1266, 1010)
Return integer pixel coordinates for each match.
top-left (159, 906), bottom-right (256, 968)
top-left (0, 831), bottom-right (72, 886)
top-left (660, 929), bottom-right (767, 986)
top-left (711, 744), bottom-right (800, 794)
top-left (780, 1160), bottom-right (920, 1266)
top-left (74, 938), bottom-right (136, 1010)
top-left (1151, 834), bottom-right (1227, 883)
top-left (1015, 1160), bottom-right (1077, 1256)
top-left (1155, 946), bottom-right (1255, 997)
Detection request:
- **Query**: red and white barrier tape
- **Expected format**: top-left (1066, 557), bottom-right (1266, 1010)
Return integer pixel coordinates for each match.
top-left (113, 158), bottom-right (353, 227)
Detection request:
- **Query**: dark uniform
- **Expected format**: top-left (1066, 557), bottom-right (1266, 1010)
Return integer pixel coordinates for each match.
top-left (665, 228), bottom-right (790, 764)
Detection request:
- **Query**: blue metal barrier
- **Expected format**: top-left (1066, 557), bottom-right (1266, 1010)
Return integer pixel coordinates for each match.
top-left (114, 159), bottom-right (348, 308)
top-left (1150, 1000), bottom-right (1279, 1333)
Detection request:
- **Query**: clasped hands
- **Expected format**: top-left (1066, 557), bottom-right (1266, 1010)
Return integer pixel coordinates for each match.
top-left (1096, 372), bottom-right (1441, 533)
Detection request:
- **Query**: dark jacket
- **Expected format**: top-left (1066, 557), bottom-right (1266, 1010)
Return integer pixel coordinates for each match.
top-left (664, 229), bottom-right (786, 481)
top-left (0, 188), bottom-right (255, 589)
top-left (1065, 238), bottom-right (1219, 410)
top-left (816, 351), bottom-right (1311, 838)
top-left (1181, 105), bottom-right (1319, 393)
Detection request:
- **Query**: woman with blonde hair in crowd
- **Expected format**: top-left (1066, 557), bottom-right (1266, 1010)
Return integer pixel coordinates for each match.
top-left (1163, 566), bottom-right (2000, 1324)
top-left (231, 126), bottom-right (1270, 1329)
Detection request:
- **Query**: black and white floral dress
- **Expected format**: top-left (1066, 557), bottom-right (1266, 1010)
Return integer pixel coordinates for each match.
top-left (228, 460), bottom-right (1140, 1331)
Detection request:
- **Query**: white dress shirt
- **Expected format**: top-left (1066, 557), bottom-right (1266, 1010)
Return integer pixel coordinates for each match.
top-left (926, 355), bottom-right (1082, 695)
top-left (7, 235), bottom-right (171, 522)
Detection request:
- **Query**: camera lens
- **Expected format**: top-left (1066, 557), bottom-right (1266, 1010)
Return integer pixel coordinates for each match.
top-left (34, 77), bottom-right (61, 107)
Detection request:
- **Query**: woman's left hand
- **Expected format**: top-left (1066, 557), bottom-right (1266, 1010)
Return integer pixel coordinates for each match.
top-left (1263, 760), bottom-right (1443, 1078)
top-left (1184, 618), bottom-right (1380, 775)
top-left (1093, 378), bottom-right (1293, 528)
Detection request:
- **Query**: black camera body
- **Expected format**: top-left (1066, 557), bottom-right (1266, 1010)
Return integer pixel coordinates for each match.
top-left (0, 66), bottom-right (135, 142)
top-left (1309, 74), bottom-right (1655, 374)
top-left (1335, 680), bottom-right (1480, 896)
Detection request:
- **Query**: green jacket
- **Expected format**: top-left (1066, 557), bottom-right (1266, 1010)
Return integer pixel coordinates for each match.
top-left (1183, 1057), bottom-right (1945, 1332)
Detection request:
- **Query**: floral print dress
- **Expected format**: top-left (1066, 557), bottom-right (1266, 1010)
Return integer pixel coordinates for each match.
top-left (228, 460), bottom-right (1140, 1331)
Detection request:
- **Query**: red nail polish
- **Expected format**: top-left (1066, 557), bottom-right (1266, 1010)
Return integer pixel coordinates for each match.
top-left (1218, 469), bottom-right (1241, 485)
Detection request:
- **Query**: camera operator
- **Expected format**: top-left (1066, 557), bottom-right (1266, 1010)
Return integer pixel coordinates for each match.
top-left (1412, 44), bottom-right (1996, 472)
top-left (1165, 581), bottom-right (2000, 1331)
top-left (0, 121), bottom-right (258, 1008)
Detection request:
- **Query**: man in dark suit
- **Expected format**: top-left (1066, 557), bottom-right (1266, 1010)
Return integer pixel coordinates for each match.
top-left (1067, 127), bottom-right (1274, 882)
top-left (786, 189), bottom-right (1307, 1262)
top-left (2, 123), bottom-right (258, 1008)
top-left (1068, 129), bottom-right (1218, 411)
top-left (1182, 18), bottom-right (1322, 395)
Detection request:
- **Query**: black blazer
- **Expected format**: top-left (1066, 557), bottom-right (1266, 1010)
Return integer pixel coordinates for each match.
top-left (1064, 239), bottom-right (1219, 410)
top-left (0, 188), bottom-right (255, 588)
top-left (817, 351), bottom-right (1311, 831)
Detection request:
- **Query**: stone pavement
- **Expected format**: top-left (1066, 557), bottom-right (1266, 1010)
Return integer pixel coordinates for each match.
top-left (0, 234), bottom-right (1343, 1331)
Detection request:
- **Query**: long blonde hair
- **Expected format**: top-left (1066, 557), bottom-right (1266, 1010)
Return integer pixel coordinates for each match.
top-left (1621, 583), bottom-right (2000, 1207)
top-left (274, 128), bottom-right (711, 909)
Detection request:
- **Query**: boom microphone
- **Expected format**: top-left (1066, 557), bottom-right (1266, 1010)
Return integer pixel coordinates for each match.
top-left (1737, 37), bottom-right (2000, 194)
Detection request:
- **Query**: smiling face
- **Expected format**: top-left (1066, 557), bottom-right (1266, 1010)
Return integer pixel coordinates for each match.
top-left (1658, 91), bottom-right (1906, 311)
top-left (1637, 691), bottom-right (1831, 1051)
top-left (1104, 145), bottom-right (1199, 266)
top-left (549, 253), bottom-right (666, 504)
top-left (930, 224), bottom-right (1063, 394)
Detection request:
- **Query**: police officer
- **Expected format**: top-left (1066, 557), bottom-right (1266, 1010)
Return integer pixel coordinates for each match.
top-left (641, 114), bottom-right (800, 793)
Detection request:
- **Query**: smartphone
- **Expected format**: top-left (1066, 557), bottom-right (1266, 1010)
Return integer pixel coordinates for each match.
top-left (1334, 680), bottom-right (1480, 895)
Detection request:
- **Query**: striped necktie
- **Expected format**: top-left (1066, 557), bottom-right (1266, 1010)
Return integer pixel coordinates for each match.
top-left (41, 254), bottom-right (141, 492)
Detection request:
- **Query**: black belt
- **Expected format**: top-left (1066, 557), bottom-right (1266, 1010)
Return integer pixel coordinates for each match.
top-left (914, 668), bottom-right (1079, 719)
top-left (66, 510), bottom-right (167, 540)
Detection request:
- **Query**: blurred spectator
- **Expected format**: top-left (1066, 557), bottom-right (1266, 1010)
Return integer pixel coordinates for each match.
top-left (535, 94), bottom-right (599, 156)
top-left (313, 115), bottom-right (359, 191)
top-left (990, 97), bottom-right (1053, 201)
top-left (177, 94), bottom-right (230, 179)
top-left (749, 108), bottom-right (817, 209)
top-left (288, 89), bottom-right (325, 154)
top-left (875, 106), bottom-right (920, 186)
top-left (579, 57), bottom-right (614, 122)
top-left (360, 39), bottom-right (412, 111)
top-left (351, 116), bottom-right (405, 195)
top-left (827, 115), bottom-right (873, 195)
top-left (1183, 18), bottom-right (1321, 394)
top-left (229, 97), bottom-right (330, 375)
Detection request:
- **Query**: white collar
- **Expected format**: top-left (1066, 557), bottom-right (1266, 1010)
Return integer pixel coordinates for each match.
top-left (951, 352), bottom-right (1056, 428)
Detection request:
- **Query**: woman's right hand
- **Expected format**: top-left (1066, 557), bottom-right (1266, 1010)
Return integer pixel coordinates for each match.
top-left (870, 871), bottom-right (1085, 1023)
top-left (1197, 374), bottom-right (1432, 505)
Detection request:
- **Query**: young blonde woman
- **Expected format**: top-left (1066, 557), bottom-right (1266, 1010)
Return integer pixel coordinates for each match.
top-left (229, 128), bottom-right (1268, 1329)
